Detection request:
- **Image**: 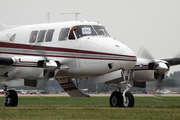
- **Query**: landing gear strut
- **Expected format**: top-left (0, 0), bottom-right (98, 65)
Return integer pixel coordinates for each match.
top-left (4, 85), bottom-right (18, 107)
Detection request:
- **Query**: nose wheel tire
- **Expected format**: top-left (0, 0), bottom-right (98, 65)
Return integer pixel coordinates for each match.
top-left (4, 90), bottom-right (18, 107)
top-left (123, 93), bottom-right (134, 108)
top-left (110, 91), bottom-right (123, 107)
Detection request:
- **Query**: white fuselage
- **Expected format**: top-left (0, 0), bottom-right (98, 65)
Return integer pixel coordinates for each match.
top-left (0, 21), bottom-right (136, 80)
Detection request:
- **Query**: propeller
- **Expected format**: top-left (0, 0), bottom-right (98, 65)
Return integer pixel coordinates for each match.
top-left (138, 47), bottom-right (170, 93)
top-left (31, 43), bottom-right (60, 96)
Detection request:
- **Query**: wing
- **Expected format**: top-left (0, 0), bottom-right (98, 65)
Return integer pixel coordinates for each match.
top-left (0, 56), bottom-right (60, 87)
top-left (0, 56), bottom-right (89, 98)
top-left (161, 58), bottom-right (180, 66)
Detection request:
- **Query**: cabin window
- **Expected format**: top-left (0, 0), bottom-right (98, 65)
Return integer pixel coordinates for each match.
top-left (37, 30), bottom-right (46, 42)
top-left (45, 29), bottom-right (54, 42)
top-left (29, 31), bottom-right (38, 43)
top-left (59, 28), bottom-right (70, 41)
top-left (9, 34), bottom-right (16, 42)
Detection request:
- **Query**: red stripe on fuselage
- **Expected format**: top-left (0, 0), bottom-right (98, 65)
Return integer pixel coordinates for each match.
top-left (0, 51), bottom-right (136, 61)
top-left (0, 41), bottom-right (136, 58)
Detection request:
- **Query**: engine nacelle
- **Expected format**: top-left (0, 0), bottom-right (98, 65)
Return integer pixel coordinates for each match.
top-left (7, 56), bottom-right (60, 80)
top-left (132, 59), bottom-right (170, 82)
top-left (7, 67), bottom-right (44, 80)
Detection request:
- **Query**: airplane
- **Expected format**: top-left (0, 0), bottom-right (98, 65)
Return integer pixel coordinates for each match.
top-left (0, 20), bottom-right (180, 107)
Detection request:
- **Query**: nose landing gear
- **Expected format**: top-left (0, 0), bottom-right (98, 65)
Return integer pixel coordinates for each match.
top-left (110, 91), bottom-right (134, 107)
top-left (109, 69), bottom-right (134, 108)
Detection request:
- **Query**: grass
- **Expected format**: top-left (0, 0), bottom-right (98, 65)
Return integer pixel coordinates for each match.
top-left (0, 96), bottom-right (180, 120)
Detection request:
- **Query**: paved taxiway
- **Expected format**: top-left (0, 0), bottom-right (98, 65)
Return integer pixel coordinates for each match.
top-left (0, 93), bottom-right (179, 97)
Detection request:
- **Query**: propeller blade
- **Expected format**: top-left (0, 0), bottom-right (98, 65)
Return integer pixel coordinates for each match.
top-left (138, 47), bottom-right (154, 60)
top-left (31, 44), bottom-right (49, 62)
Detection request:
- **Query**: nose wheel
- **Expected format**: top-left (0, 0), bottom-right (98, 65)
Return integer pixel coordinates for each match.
top-left (110, 91), bottom-right (134, 107)
top-left (123, 93), bottom-right (134, 107)
top-left (110, 91), bottom-right (123, 107)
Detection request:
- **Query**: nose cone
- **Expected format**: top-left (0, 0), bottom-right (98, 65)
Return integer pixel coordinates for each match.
top-left (83, 36), bottom-right (137, 70)
top-left (98, 37), bottom-right (137, 70)
top-left (120, 44), bottom-right (137, 69)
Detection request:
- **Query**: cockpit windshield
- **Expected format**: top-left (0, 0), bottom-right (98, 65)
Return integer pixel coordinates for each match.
top-left (93, 25), bottom-right (110, 37)
top-left (73, 25), bottom-right (110, 39)
top-left (74, 25), bottom-right (96, 38)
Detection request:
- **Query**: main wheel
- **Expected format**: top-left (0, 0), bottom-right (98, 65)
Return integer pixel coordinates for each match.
top-left (4, 90), bottom-right (18, 107)
top-left (123, 93), bottom-right (134, 107)
top-left (110, 91), bottom-right (123, 107)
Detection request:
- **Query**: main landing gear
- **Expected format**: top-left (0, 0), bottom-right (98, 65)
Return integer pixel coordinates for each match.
top-left (3, 85), bottom-right (18, 107)
top-left (110, 69), bottom-right (134, 108)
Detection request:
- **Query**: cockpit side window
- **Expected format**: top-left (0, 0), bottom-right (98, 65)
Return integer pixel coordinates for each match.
top-left (74, 25), bottom-right (97, 39)
top-left (9, 34), bottom-right (16, 42)
top-left (45, 29), bottom-right (54, 42)
top-left (29, 31), bottom-right (38, 43)
top-left (93, 26), bottom-right (110, 37)
top-left (59, 28), bottom-right (70, 41)
top-left (37, 30), bottom-right (46, 42)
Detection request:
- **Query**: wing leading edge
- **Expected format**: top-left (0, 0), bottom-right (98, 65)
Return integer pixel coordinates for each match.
top-left (161, 58), bottom-right (180, 66)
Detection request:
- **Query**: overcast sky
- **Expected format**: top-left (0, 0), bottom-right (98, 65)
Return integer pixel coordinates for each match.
top-left (0, 0), bottom-right (180, 74)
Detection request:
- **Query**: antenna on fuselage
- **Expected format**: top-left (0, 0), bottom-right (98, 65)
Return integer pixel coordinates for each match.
top-left (61, 12), bottom-right (82, 21)
top-left (46, 12), bottom-right (50, 23)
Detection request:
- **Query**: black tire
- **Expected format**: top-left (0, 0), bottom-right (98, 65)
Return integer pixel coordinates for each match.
top-left (4, 90), bottom-right (18, 107)
top-left (123, 93), bottom-right (134, 108)
top-left (110, 91), bottom-right (123, 107)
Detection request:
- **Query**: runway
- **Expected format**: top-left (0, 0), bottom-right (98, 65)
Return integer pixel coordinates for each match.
top-left (0, 93), bottom-right (179, 97)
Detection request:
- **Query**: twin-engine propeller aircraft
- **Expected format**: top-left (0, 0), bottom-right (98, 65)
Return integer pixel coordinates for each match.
top-left (0, 20), bottom-right (180, 107)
